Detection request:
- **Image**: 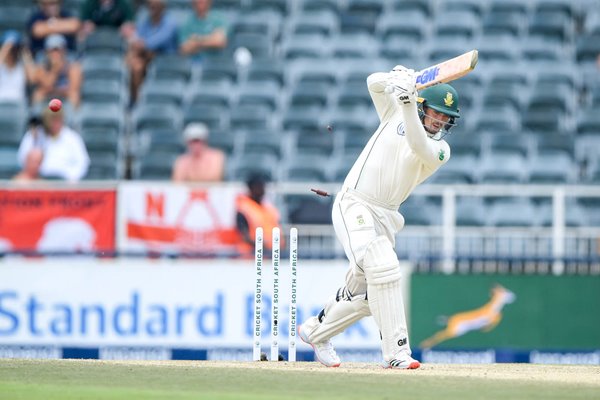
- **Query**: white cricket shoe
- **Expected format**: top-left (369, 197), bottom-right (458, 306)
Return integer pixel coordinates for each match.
top-left (298, 324), bottom-right (341, 367)
top-left (383, 354), bottom-right (421, 370)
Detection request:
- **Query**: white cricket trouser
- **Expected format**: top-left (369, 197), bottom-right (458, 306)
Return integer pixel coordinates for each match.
top-left (332, 188), bottom-right (405, 293)
top-left (302, 188), bottom-right (407, 345)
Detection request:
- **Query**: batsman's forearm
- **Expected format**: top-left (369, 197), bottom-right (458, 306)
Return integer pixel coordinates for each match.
top-left (367, 72), bottom-right (397, 122)
top-left (400, 102), bottom-right (440, 166)
top-left (367, 72), bottom-right (389, 92)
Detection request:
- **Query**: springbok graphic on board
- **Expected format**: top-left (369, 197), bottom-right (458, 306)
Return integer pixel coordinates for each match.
top-left (420, 285), bottom-right (516, 349)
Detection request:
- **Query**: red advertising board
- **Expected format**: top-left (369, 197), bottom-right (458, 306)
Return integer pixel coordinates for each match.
top-left (0, 190), bottom-right (116, 253)
top-left (118, 184), bottom-right (242, 255)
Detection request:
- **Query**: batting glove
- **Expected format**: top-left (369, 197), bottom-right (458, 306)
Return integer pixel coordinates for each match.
top-left (386, 72), bottom-right (417, 105)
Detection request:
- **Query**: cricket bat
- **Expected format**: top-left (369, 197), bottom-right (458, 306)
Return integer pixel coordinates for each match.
top-left (414, 49), bottom-right (478, 89)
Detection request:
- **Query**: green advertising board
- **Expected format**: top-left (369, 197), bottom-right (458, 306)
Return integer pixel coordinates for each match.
top-left (411, 275), bottom-right (600, 350)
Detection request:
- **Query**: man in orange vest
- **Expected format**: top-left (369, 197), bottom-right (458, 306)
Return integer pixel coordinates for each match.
top-left (235, 173), bottom-right (283, 256)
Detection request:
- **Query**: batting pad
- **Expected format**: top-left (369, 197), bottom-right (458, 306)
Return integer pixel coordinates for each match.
top-left (302, 295), bottom-right (370, 344)
top-left (363, 236), bottom-right (411, 361)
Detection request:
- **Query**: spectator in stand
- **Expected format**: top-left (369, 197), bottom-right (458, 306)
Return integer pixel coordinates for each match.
top-left (171, 122), bottom-right (225, 182)
top-left (28, 0), bottom-right (80, 59)
top-left (17, 107), bottom-right (89, 181)
top-left (31, 34), bottom-right (83, 109)
top-left (0, 31), bottom-right (36, 103)
top-left (80, 0), bottom-right (136, 41)
top-left (235, 173), bottom-right (283, 256)
top-left (13, 148), bottom-right (44, 182)
top-left (178, 0), bottom-right (228, 63)
top-left (127, 0), bottom-right (178, 103)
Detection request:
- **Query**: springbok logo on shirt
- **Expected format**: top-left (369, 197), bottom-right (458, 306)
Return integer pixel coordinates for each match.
top-left (420, 284), bottom-right (516, 349)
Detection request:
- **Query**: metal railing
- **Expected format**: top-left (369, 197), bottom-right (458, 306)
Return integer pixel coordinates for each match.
top-left (275, 182), bottom-right (600, 275)
top-left (1, 181), bottom-right (600, 275)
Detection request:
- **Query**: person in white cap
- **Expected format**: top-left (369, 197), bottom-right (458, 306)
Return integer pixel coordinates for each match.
top-left (172, 122), bottom-right (225, 182)
top-left (32, 33), bottom-right (82, 108)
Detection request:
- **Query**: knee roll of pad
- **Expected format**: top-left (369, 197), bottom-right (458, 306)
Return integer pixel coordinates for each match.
top-left (363, 236), bottom-right (401, 285)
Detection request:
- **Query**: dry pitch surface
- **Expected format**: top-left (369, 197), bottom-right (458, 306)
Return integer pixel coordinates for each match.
top-left (1, 359), bottom-right (599, 400)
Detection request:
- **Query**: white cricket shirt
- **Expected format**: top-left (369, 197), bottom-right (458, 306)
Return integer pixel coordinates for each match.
top-left (342, 72), bottom-right (451, 209)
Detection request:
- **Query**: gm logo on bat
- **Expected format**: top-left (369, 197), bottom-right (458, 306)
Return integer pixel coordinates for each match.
top-left (416, 66), bottom-right (440, 85)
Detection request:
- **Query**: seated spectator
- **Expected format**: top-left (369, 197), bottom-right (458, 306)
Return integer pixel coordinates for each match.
top-left (0, 31), bottom-right (36, 103)
top-left (127, 0), bottom-right (178, 103)
top-left (17, 107), bottom-right (89, 181)
top-left (178, 0), bottom-right (228, 63)
top-left (31, 34), bottom-right (83, 108)
top-left (80, 0), bottom-right (136, 41)
top-left (235, 173), bottom-right (283, 256)
top-left (28, 0), bottom-right (80, 59)
top-left (172, 122), bottom-right (225, 182)
top-left (13, 148), bottom-right (44, 182)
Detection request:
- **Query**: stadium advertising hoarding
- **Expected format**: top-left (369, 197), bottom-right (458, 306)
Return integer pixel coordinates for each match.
top-left (1, 259), bottom-right (597, 364)
top-left (0, 259), bottom-right (393, 360)
top-left (0, 189), bottom-right (116, 253)
top-left (117, 183), bottom-right (245, 255)
top-left (411, 274), bottom-right (600, 363)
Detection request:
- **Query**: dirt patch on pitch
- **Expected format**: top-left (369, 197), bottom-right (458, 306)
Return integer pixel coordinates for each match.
top-left (98, 360), bottom-right (600, 386)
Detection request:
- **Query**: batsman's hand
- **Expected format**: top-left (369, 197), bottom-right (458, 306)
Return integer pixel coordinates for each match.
top-left (391, 64), bottom-right (413, 74)
top-left (386, 69), bottom-right (417, 106)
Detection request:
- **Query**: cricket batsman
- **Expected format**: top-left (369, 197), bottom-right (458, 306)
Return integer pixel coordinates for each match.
top-left (298, 66), bottom-right (460, 369)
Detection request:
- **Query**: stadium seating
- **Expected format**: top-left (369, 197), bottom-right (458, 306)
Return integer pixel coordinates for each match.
top-left (487, 198), bottom-right (539, 227)
top-left (132, 104), bottom-right (183, 142)
top-left (82, 55), bottom-right (128, 83)
top-left (85, 152), bottom-right (121, 180)
top-left (284, 193), bottom-right (333, 224)
top-left (240, 129), bottom-right (282, 158)
top-left (282, 154), bottom-right (331, 182)
top-left (187, 81), bottom-right (233, 108)
top-left (455, 197), bottom-right (486, 226)
top-left (237, 81), bottom-right (281, 111)
top-left (428, 154), bottom-right (477, 184)
top-left (287, 10), bottom-right (339, 36)
top-left (479, 152), bottom-right (527, 184)
top-left (399, 197), bottom-right (437, 226)
top-left (83, 28), bottom-right (126, 55)
top-left (137, 150), bottom-right (178, 180)
top-left (485, 131), bottom-right (531, 157)
top-left (146, 55), bottom-right (193, 84)
top-left (207, 129), bottom-right (238, 156)
top-left (77, 104), bottom-right (125, 136)
top-left (0, 102), bottom-right (26, 148)
top-left (0, 147), bottom-right (20, 178)
top-left (230, 104), bottom-right (272, 130)
top-left (537, 199), bottom-right (587, 227)
top-left (82, 79), bottom-right (127, 105)
top-left (0, 0), bottom-right (597, 187)
top-left (0, 6), bottom-right (31, 33)
top-left (183, 104), bottom-right (227, 131)
top-left (228, 152), bottom-right (279, 181)
top-left (527, 152), bottom-right (574, 183)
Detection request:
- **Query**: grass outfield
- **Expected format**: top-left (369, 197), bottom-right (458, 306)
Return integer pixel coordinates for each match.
top-left (0, 359), bottom-right (599, 400)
